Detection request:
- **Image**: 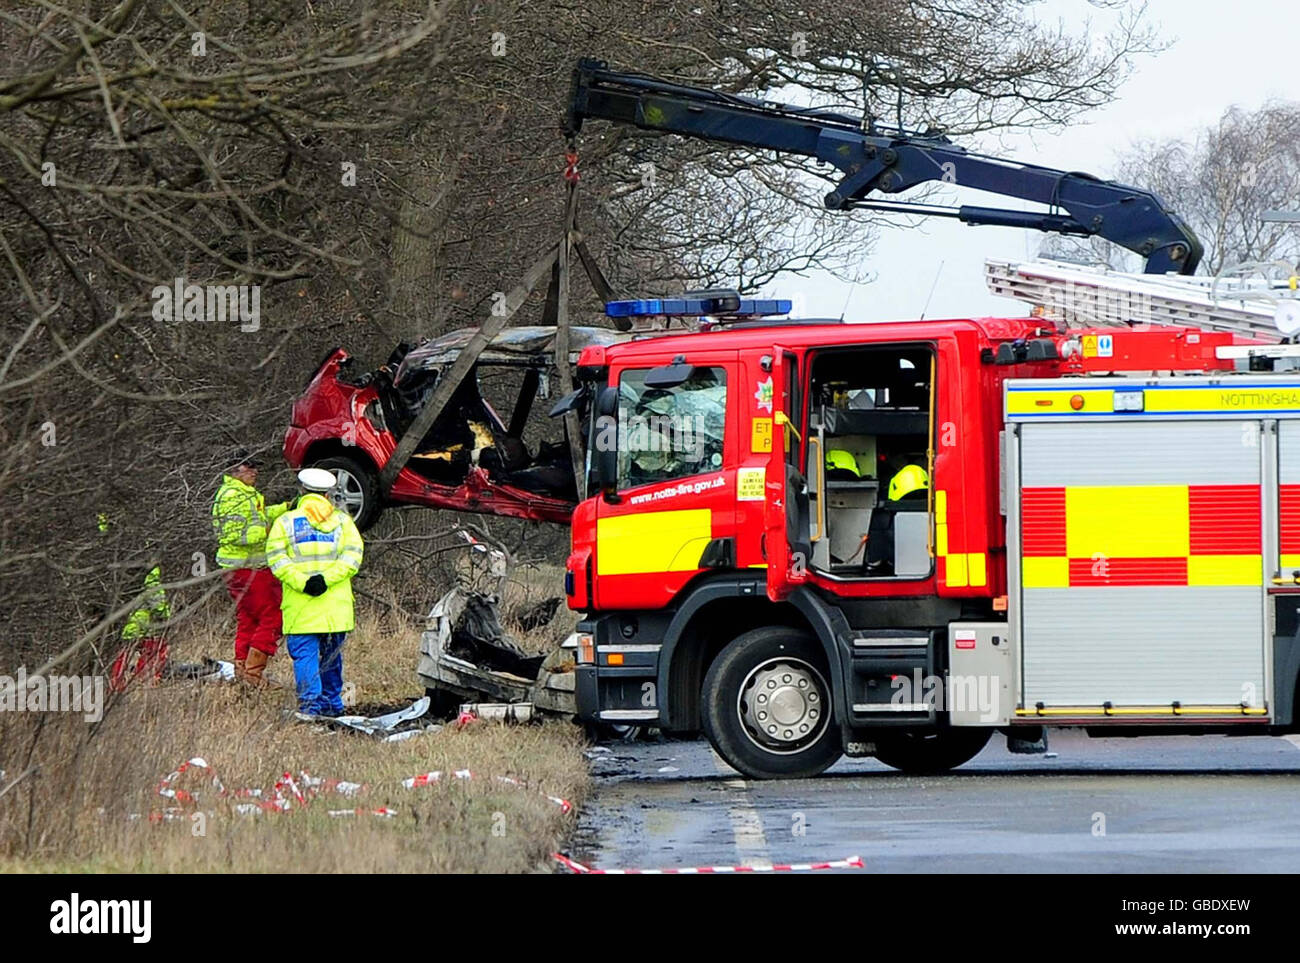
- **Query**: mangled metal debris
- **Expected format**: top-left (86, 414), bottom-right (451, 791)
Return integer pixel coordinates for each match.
top-left (325, 695), bottom-right (443, 741)
top-left (459, 702), bottom-right (535, 723)
top-left (418, 587), bottom-right (576, 718)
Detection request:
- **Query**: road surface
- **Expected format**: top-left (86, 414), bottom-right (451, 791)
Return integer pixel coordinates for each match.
top-left (572, 731), bottom-right (1300, 873)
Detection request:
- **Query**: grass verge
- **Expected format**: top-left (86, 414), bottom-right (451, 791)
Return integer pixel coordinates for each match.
top-left (0, 600), bottom-right (588, 873)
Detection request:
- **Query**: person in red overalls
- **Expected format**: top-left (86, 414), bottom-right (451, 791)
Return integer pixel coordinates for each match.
top-left (109, 563), bottom-right (171, 691)
top-left (212, 450), bottom-right (291, 684)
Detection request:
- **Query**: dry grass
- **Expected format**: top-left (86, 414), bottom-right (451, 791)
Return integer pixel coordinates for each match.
top-left (0, 596), bottom-right (589, 874)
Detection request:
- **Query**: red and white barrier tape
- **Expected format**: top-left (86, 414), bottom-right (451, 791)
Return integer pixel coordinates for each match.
top-left (140, 759), bottom-right (370, 820)
top-left (156, 757), bottom-right (225, 803)
top-left (402, 769), bottom-right (572, 814)
top-left (552, 853), bottom-right (865, 875)
top-left (143, 759), bottom-right (569, 822)
top-left (327, 807), bottom-right (398, 818)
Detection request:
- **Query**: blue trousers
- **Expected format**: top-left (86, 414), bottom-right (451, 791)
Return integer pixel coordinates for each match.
top-left (285, 632), bottom-right (346, 715)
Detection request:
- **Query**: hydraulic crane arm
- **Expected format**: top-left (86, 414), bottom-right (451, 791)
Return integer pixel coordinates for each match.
top-left (566, 59), bottom-right (1203, 275)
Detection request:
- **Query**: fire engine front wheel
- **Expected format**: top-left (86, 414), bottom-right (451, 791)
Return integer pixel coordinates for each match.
top-left (702, 626), bottom-right (841, 779)
top-left (870, 728), bottom-right (992, 775)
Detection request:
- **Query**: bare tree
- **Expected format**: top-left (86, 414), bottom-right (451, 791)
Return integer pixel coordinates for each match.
top-left (1114, 102), bottom-right (1300, 274)
top-left (0, 0), bottom-right (1162, 663)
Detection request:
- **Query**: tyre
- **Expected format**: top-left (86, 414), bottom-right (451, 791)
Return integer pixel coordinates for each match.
top-left (701, 626), bottom-right (841, 779)
top-left (311, 454), bottom-right (381, 529)
top-left (871, 727), bottom-right (992, 775)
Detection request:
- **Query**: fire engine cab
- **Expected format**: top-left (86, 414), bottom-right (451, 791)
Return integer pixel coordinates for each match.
top-left (564, 263), bottom-right (1300, 778)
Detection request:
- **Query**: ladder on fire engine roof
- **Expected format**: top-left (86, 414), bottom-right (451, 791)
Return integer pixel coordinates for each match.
top-left (985, 257), bottom-right (1300, 344)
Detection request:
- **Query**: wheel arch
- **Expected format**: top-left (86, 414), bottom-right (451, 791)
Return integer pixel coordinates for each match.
top-left (303, 440), bottom-right (380, 475)
top-left (657, 578), bottom-right (846, 732)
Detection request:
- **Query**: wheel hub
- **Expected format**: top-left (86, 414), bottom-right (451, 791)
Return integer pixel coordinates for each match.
top-left (330, 468), bottom-right (365, 517)
top-left (737, 658), bottom-right (829, 754)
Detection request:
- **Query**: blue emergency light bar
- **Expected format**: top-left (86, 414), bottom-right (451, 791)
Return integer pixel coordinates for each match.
top-left (605, 297), bottom-right (792, 318)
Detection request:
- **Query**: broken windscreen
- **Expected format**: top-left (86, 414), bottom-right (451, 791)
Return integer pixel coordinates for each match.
top-left (613, 366), bottom-right (727, 490)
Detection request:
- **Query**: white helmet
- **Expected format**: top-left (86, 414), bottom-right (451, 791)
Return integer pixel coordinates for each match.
top-left (297, 467), bottom-right (338, 493)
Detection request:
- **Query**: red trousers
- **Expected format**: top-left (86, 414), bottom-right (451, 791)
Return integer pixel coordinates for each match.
top-left (224, 567), bottom-right (283, 659)
top-left (109, 637), bottom-right (168, 692)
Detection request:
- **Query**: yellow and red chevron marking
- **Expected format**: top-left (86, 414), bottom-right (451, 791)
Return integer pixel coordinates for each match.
top-left (1280, 485), bottom-right (1300, 568)
top-left (1021, 484), bottom-right (1261, 588)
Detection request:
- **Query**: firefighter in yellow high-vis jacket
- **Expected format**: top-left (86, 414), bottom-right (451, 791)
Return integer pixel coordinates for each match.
top-left (212, 449), bottom-right (291, 684)
top-left (265, 468), bottom-right (363, 719)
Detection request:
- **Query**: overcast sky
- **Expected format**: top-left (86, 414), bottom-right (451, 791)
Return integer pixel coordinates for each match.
top-left (769, 0), bottom-right (1299, 322)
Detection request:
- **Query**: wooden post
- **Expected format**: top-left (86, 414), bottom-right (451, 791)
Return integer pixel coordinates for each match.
top-left (553, 181), bottom-right (587, 501)
top-left (378, 243), bottom-right (560, 494)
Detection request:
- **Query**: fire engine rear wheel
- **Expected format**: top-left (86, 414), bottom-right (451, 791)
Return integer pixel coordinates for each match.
top-left (702, 626), bottom-right (841, 779)
top-left (310, 454), bottom-right (381, 530)
top-left (871, 728), bottom-right (992, 775)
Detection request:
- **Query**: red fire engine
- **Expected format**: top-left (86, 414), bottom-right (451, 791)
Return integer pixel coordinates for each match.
top-left (566, 272), bottom-right (1300, 778)
top-left (561, 61), bottom-right (1300, 777)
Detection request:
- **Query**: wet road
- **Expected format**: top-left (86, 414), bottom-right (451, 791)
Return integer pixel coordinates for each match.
top-left (573, 731), bottom-right (1300, 873)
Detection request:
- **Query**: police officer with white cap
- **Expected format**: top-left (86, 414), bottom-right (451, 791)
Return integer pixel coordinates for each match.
top-left (265, 468), bottom-right (365, 718)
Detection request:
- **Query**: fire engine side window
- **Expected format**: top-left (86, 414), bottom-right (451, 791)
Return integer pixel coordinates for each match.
top-left (616, 367), bottom-right (727, 490)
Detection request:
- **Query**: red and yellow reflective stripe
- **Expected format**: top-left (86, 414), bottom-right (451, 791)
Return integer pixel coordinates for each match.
top-left (1021, 484), bottom-right (1261, 587)
top-left (934, 489), bottom-right (986, 589)
top-left (1280, 485), bottom-right (1300, 560)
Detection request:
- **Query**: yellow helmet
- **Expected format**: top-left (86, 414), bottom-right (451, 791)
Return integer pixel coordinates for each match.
top-left (888, 464), bottom-right (929, 501)
top-left (825, 449), bottom-right (860, 477)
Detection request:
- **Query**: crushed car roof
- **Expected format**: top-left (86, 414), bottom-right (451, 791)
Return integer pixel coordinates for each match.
top-left (397, 325), bottom-right (629, 377)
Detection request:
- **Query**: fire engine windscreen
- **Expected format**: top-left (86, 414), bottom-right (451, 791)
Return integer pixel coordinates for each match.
top-left (602, 367), bottom-right (728, 490)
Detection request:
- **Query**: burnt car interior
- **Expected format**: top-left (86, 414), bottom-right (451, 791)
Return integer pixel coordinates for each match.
top-left (339, 342), bottom-right (582, 502)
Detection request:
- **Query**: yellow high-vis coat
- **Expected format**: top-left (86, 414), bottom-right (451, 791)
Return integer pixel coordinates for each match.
top-left (265, 494), bottom-right (364, 634)
top-left (212, 475), bottom-right (289, 569)
top-left (121, 565), bottom-right (171, 641)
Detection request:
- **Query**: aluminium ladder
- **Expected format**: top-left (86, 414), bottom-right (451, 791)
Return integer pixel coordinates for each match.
top-left (985, 258), bottom-right (1300, 344)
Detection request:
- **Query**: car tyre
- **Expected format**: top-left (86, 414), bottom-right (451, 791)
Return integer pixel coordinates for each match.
top-left (311, 454), bottom-right (381, 529)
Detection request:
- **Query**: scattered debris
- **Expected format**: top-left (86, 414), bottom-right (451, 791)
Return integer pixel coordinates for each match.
top-left (460, 702), bottom-right (534, 724)
top-left (418, 587), bottom-right (577, 717)
top-left (326, 696), bottom-right (441, 741)
top-left (438, 589), bottom-right (543, 677)
top-left (138, 757), bottom-right (574, 826)
top-left (162, 657), bottom-right (233, 683)
top-left (403, 769), bottom-right (572, 813)
top-left (327, 808), bottom-right (398, 819)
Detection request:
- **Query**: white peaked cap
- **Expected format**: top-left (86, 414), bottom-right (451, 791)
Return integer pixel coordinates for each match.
top-left (297, 467), bottom-right (338, 492)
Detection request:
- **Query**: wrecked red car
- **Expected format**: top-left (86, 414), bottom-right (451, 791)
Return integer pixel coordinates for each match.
top-left (284, 325), bottom-right (624, 529)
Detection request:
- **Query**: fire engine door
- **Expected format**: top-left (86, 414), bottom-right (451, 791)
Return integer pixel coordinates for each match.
top-left (765, 348), bottom-right (811, 601)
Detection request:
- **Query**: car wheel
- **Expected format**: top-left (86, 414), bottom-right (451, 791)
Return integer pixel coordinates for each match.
top-left (871, 728), bottom-right (991, 775)
top-left (701, 625), bottom-right (841, 779)
top-left (311, 454), bottom-right (381, 529)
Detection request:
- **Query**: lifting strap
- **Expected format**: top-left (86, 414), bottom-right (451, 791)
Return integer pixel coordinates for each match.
top-left (379, 149), bottom-right (615, 497)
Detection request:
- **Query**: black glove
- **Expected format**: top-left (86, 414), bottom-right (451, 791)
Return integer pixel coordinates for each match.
top-left (303, 574), bottom-right (327, 597)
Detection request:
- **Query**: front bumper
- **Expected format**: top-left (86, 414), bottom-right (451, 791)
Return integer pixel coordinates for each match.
top-left (573, 615), bottom-right (666, 725)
